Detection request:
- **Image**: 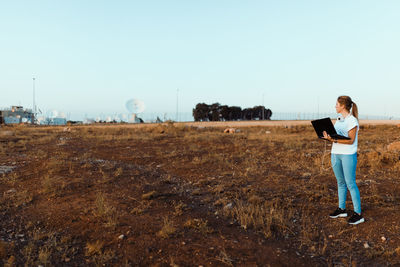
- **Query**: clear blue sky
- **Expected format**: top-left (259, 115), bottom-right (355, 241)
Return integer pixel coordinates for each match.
top-left (1, 1), bottom-right (399, 120)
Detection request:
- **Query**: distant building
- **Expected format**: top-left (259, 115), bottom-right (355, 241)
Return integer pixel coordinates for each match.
top-left (52, 118), bottom-right (67, 125)
top-left (38, 117), bottom-right (67, 125)
top-left (0, 106), bottom-right (34, 124)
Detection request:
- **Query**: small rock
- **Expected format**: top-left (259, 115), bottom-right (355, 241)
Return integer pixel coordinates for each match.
top-left (364, 242), bottom-right (370, 248)
top-left (223, 128), bottom-right (236, 134)
top-left (6, 189), bottom-right (16, 194)
top-left (181, 241), bottom-right (186, 245)
top-left (142, 191), bottom-right (157, 200)
top-left (118, 234), bottom-right (125, 240)
top-left (223, 203), bottom-right (233, 210)
top-left (381, 236), bottom-right (386, 242)
top-left (265, 130), bottom-right (271, 134)
top-left (329, 235), bottom-right (333, 238)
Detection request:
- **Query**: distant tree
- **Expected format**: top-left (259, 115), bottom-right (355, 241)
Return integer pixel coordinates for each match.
top-left (209, 103), bottom-right (221, 121)
top-left (230, 106), bottom-right (242, 120)
top-left (193, 103), bottom-right (210, 121)
top-left (265, 108), bottom-right (272, 120)
top-left (242, 108), bottom-right (253, 120)
top-left (193, 102), bottom-right (271, 121)
top-left (219, 105), bottom-right (230, 121)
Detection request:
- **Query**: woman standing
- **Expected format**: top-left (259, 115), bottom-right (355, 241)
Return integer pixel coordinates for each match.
top-left (323, 96), bottom-right (364, 225)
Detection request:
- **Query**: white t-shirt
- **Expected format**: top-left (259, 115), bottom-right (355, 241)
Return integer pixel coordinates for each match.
top-left (331, 114), bottom-right (359, 155)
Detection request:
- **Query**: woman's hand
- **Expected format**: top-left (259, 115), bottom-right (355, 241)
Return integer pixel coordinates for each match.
top-left (322, 131), bottom-right (334, 142)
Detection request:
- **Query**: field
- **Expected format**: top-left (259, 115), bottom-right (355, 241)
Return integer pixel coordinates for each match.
top-left (0, 121), bottom-right (400, 266)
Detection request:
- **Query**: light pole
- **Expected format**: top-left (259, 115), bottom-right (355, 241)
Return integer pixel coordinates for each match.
top-left (32, 77), bottom-right (36, 124)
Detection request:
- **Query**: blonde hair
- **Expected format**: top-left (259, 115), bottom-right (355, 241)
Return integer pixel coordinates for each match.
top-left (338, 95), bottom-right (358, 119)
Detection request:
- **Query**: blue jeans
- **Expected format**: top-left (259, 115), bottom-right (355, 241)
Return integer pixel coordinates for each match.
top-left (331, 153), bottom-right (361, 214)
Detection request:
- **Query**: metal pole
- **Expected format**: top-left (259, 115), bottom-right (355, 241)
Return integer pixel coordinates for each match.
top-left (33, 77), bottom-right (36, 124)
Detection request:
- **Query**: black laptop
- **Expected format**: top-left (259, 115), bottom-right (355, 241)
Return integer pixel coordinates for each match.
top-left (311, 117), bottom-right (351, 140)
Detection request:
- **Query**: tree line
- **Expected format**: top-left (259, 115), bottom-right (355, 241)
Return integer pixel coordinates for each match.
top-left (192, 103), bottom-right (272, 121)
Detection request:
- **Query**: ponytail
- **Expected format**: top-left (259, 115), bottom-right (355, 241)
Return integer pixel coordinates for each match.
top-left (338, 95), bottom-right (358, 120)
top-left (352, 102), bottom-right (358, 120)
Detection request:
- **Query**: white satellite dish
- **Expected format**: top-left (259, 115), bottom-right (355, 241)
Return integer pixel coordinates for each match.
top-left (125, 99), bottom-right (145, 114)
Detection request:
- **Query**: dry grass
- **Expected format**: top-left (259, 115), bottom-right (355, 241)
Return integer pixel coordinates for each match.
top-left (94, 193), bottom-right (118, 228)
top-left (85, 240), bottom-right (104, 256)
top-left (38, 246), bottom-right (52, 266)
top-left (157, 217), bottom-right (177, 239)
top-left (224, 199), bottom-right (295, 239)
top-left (216, 249), bottom-right (234, 266)
top-left (184, 218), bottom-right (213, 235)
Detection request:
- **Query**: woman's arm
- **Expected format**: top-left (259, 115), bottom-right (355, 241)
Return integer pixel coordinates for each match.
top-left (323, 126), bottom-right (357, 144)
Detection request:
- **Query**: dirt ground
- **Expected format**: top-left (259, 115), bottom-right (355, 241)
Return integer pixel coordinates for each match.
top-left (0, 121), bottom-right (399, 266)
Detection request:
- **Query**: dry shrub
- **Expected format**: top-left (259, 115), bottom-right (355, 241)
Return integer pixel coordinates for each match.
top-left (6, 255), bottom-right (16, 266)
top-left (23, 242), bottom-right (35, 265)
top-left (173, 201), bottom-right (188, 216)
top-left (184, 218), bottom-right (213, 235)
top-left (131, 200), bottom-right (152, 215)
top-left (157, 217), bottom-right (176, 239)
top-left (114, 167), bottom-right (123, 177)
top-left (85, 240), bottom-right (104, 256)
top-left (216, 249), bottom-right (234, 266)
top-left (38, 246), bottom-right (52, 266)
top-left (224, 199), bottom-right (294, 238)
top-left (94, 193), bottom-right (118, 228)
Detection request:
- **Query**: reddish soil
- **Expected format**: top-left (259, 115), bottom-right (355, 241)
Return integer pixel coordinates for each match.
top-left (0, 122), bottom-right (399, 266)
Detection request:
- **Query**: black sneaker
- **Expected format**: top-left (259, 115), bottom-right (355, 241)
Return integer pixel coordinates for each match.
top-left (329, 208), bottom-right (348, 218)
top-left (348, 213), bottom-right (365, 225)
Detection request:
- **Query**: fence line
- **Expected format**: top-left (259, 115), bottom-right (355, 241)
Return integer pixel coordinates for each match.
top-left (72, 112), bottom-right (398, 123)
